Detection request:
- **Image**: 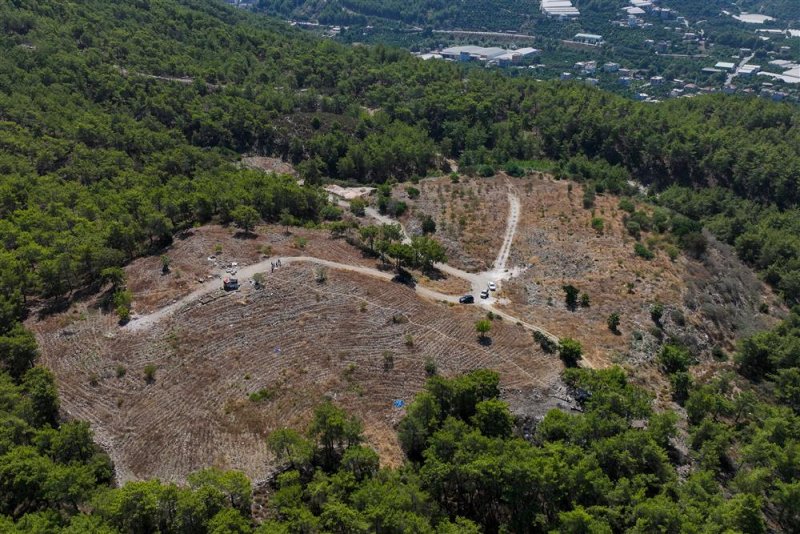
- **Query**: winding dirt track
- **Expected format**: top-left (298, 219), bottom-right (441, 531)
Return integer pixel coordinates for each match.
top-left (127, 184), bottom-right (559, 343)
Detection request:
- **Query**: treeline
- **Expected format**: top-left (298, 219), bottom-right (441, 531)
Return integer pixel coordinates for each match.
top-left (252, 0), bottom-right (540, 29)
top-left (5, 368), bottom-right (796, 532)
top-left (4, 0), bottom-right (800, 305)
top-left (2, 0), bottom-right (800, 530)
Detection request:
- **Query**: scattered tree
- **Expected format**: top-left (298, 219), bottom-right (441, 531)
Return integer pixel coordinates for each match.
top-left (650, 303), bottom-right (664, 326)
top-left (231, 205), bottom-right (260, 235)
top-left (607, 312), bottom-right (621, 333)
top-left (559, 338), bottom-right (583, 367)
top-left (349, 198), bottom-right (367, 216)
top-left (420, 215), bottom-right (436, 234)
top-left (314, 266), bottom-right (328, 284)
top-left (279, 209), bottom-right (299, 234)
top-left (591, 217), bottom-right (604, 235)
top-left (475, 319), bottom-right (491, 341)
top-left (143, 364), bottom-right (156, 384)
top-left (563, 284), bottom-right (580, 311)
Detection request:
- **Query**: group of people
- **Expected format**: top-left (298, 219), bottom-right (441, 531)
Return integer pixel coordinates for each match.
top-left (270, 258), bottom-right (282, 273)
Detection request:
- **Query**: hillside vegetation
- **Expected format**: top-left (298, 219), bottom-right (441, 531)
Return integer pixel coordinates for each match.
top-left (253, 0), bottom-right (541, 29)
top-left (1, 0), bottom-right (800, 532)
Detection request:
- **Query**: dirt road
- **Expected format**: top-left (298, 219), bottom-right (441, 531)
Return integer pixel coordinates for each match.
top-left (126, 256), bottom-right (460, 332)
top-left (129, 183), bottom-right (559, 344)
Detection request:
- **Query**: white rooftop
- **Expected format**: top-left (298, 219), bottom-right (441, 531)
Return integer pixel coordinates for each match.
top-left (624, 6), bottom-right (646, 15)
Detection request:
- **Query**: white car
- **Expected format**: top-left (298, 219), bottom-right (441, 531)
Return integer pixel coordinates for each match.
top-left (488, 282), bottom-right (497, 291)
top-left (480, 290), bottom-right (490, 299)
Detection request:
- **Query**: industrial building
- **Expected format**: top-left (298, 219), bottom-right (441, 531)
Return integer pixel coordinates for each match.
top-left (573, 33), bottom-right (605, 46)
top-left (438, 46), bottom-right (539, 65)
top-left (541, 0), bottom-right (580, 19)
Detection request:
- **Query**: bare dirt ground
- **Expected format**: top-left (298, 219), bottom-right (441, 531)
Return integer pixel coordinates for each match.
top-left (29, 173), bottom-right (779, 487)
top-left (126, 225), bottom-right (377, 314)
top-left (241, 156), bottom-right (297, 176)
top-left (394, 175), bottom-right (510, 272)
top-left (498, 176), bottom-right (779, 370)
top-left (30, 265), bottom-right (562, 484)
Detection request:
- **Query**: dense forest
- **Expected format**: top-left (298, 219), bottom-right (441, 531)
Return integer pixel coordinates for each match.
top-left (252, 0), bottom-right (542, 29)
top-left (2, 0), bottom-right (800, 531)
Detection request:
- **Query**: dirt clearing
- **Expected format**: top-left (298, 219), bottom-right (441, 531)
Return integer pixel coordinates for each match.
top-left (394, 175), bottom-right (510, 272)
top-left (31, 264), bottom-right (562, 483)
top-left (498, 176), bottom-right (778, 369)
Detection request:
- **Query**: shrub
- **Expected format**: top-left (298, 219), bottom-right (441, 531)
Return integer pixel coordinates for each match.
top-left (424, 357), bottom-right (437, 376)
top-left (144, 364), bottom-right (157, 383)
top-left (712, 346), bottom-right (728, 361)
top-left (116, 305), bottom-right (131, 324)
top-left (659, 344), bottom-right (692, 374)
top-left (607, 312), bottom-right (621, 333)
top-left (116, 365), bottom-right (126, 378)
top-left (559, 338), bottom-right (583, 367)
top-left (420, 215), bottom-right (436, 234)
top-left (386, 199), bottom-right (407, 217)
top-left (670, 371), bottom-right (692, 404)
top-left (670, 309), bottom-right (686, 326)
top-left (680, 231), bottom-right (707, 258)
top-left (563, 284), bottom-right (580, 310)
top-left (320, 204), bottom-right (343, 221)
top-left (582, 186), bottom-right (596, 209)
top-left (626, 221), bottom-right (641, 239)
top-left (253, 272), bottom-right (265, 288)
top-left (630, 210), bottom-right (651, 232)
top-left (392, 314), bottom-right (408, 324)
top-left (634, 242), bottom-right (654, 260)
top-left (249, 388), bottom-right (275, 402)
top-left (293, 236), bottom-right (308, 249)
top-left (650, 303), bottom-right (664, 325)
top-left (382, 351), bottom-right (394, 372)
top-left (475, 319), bottom-right (492, 339)
top-left (533, 331), bottom-right (557, 353)
top-left (505, 161), bottom-right (525, 177)
top-left (405, 186), bottom-right (420, 199)
top-left (113, 289), bottom-right (132, 310)
top-left (580, 293), bottom-right (591, 308)
top-left (619, 198), bottom-right (635, 213)
top-left (349, 198), bottom-right (367, 216)
top-left (478, 164), bottom-right (495, 177)
top-left (664, 244), bottom-right (680, 261)
top-left (591, 217), bottom-right (604, 234)
top-left (314, 266), bottom-right (327, 284)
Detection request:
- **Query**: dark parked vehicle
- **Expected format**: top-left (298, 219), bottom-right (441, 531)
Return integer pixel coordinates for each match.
top-left (459, 295), bottom-right (475, 304)
top-left (223, 278), bottom-right (239, 291)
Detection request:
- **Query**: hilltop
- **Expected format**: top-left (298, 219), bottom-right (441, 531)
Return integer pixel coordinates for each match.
top-left (1, 0), bottom-right (800, 532)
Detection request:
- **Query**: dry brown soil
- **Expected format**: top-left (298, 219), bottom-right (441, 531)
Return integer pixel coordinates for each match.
top-left (29, 174), bottom-right (779, 485)
top-left (394, 175), bottom-right (510, 273)
top-left (499, 176), bottom-right (778, 372)
top-left (126, 225), bottom-right (380, 314)
top-left (30, 263), bottom-right (561, 483)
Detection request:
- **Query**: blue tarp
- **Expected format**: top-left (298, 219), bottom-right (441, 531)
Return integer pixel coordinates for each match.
top-left (393, 400), bottom-right (405, 408)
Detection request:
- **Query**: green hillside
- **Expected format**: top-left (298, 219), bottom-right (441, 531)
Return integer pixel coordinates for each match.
top-left (252, 0), bottom-right (542, 29)
top-left (1, 0), bottom-right (800, 532)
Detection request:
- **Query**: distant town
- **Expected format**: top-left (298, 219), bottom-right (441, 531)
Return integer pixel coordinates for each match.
top-left (236, 0), bottom-right (800, 104)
